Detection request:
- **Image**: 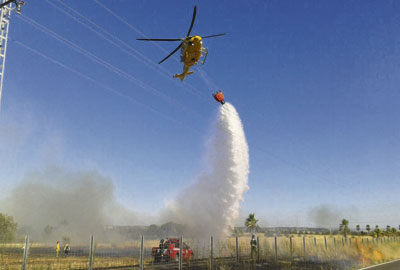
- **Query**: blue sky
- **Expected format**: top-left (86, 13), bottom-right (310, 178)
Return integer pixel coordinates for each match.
top-left (1, 0), bottom-right (400, 228)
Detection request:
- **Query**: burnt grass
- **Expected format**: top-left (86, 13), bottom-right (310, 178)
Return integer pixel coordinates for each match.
top-left (182, 258), bottom-right (357, 270)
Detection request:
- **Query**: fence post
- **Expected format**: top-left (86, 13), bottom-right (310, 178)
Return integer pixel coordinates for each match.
top-left (235, 235), bottom-right (239, 266)
top-left (334, 237), bottom-right (336, 250)
top-left (274, 235), bottom-right (278, 261)
top-left (139, 235), bottom-right (144, 270)
top-left (314, 237), bottom-right (316, 249)
top-left (324, 236), bottom-right (327, 250)
top-left (21, 235), bottom-right (29, 270)
top-left (180, 235), bottom-right (183, 270)
top-left (342, 237), bottom-right (344, 247)
top-left (302, 236), bottom-right (306, 258)
top-left (290, 236), bottom-right (293, 258)
top-left (349, 238), bottom-right (351, 247)
top-left (209, 236), bottom-right (213, 270)
top-left (88, 235), bottom-right (94, 270)
top-left (257, 236), bottom-right (260, 263)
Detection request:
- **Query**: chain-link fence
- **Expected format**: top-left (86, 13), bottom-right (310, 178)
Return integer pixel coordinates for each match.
top-left (1, 234), bottom-right (400, 270)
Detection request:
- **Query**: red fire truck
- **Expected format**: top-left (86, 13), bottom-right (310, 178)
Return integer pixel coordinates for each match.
top-left (152, 238), bottom-right (193, 263)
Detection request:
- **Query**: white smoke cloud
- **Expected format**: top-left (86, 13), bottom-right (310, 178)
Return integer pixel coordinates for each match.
top-left (162, 103), bottom-right (250, 237)
top-left (0, 167), bottom-right (144, 243)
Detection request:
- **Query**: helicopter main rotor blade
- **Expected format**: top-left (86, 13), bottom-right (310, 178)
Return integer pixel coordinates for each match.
top-left (137, 38), bottom-right (182, 41)
top-left (158, 43), bottom-right (182, 64)
top-left (186, 6), bottom-right (197, 37)
top-left (202, 33), bottom-right (226, 39)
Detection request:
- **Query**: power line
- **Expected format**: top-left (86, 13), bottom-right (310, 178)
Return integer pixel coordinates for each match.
top-left (91, 0), bottom-right (206, 99)
top-left (92, 0), bottom-right (169, 55)
top-left (12, 38), bottom-right (204, 135)
top-left (85, 1), bottom-right (353, 189)
top-left (16, 3), bottom-right (350, 190)
top-left (17, 13), bottom-right (203, 119)
top-left (47, 2), bottom-right (165, 83)
top-left (47, 0), bottom-right (205, 100)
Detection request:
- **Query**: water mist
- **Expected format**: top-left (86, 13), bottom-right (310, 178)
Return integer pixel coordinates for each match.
top-left (163, 103), bottom-right (249, 236)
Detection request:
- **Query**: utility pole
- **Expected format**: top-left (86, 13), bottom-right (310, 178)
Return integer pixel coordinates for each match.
top-left (0, 0), bottom-right (25, 109)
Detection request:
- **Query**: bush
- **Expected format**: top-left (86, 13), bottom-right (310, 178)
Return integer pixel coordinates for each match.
top-left (0, 213), bottom-right (17, 242)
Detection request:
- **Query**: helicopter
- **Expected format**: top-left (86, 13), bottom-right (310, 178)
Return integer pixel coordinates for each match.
top-left (137, 6), bottom-right (225, 81)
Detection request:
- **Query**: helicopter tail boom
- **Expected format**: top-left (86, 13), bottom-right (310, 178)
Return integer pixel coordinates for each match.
top-left (173, 71), bottom-right (194, 81)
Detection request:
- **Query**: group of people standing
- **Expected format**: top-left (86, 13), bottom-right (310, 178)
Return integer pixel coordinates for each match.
top-left (55, 240), bottom-right (70, 257)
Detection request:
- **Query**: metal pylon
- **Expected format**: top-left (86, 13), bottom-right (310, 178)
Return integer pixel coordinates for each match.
top-left (0, 0), bottom-right (11, 109)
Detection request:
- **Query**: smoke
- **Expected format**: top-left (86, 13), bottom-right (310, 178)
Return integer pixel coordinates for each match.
top-left (161, 103), bottom-right (250, 237)
top-left (308, 204), bottom-right (361, 229)
top-left (308, 204), bottom-right (341, 229)
top-left (1, 102), bottom-right (250, 240)
top-left (0, 167), bottom-right (141, 243)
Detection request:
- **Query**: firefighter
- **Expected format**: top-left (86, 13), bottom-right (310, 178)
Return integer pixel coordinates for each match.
top-left (155, 239), bottom-right (165, 263)
top-left (56, 241), bottom-right (60, 258)
top-left (63, 243), bottom-right (71, 256)
top-left (250, 234), bottom-right (257, 262)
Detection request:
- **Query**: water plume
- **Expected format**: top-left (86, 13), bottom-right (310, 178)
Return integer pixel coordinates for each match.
top-left (162, 103), bottom-right (249, 237)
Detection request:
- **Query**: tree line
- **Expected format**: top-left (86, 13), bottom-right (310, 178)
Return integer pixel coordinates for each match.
top-left (2, 212), bottom-right (400, 242)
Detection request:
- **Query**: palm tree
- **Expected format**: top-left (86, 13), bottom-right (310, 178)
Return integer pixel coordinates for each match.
top-left (374, 225), bottom-right (382, 238)
top-left (366, 225), bottom-right (371, 235)
top-left (245, 213), bottom-right (259, 234)
top-left (340, 219), bottom-right (350, 239)
top-left (386, 225), bottom-right (391, 236)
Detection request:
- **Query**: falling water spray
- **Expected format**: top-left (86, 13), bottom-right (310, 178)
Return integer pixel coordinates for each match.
top-left (163, 103), bottom-right (249, 236)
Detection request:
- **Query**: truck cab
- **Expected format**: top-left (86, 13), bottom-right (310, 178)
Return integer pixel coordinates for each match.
top-left (152, 238), bottom-right (193, 263)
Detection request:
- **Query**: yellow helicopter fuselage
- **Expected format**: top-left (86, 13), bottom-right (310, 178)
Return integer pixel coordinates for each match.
top-left (174, 36), bottom-right (205, 81)
top-left (138, 6), bottom-right (225, 82)
top-left (182, 36), bottom-right (203, 65)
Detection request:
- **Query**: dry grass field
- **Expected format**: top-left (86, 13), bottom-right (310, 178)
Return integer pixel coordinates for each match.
top-left (1, 235), bottom-right (400, 269)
